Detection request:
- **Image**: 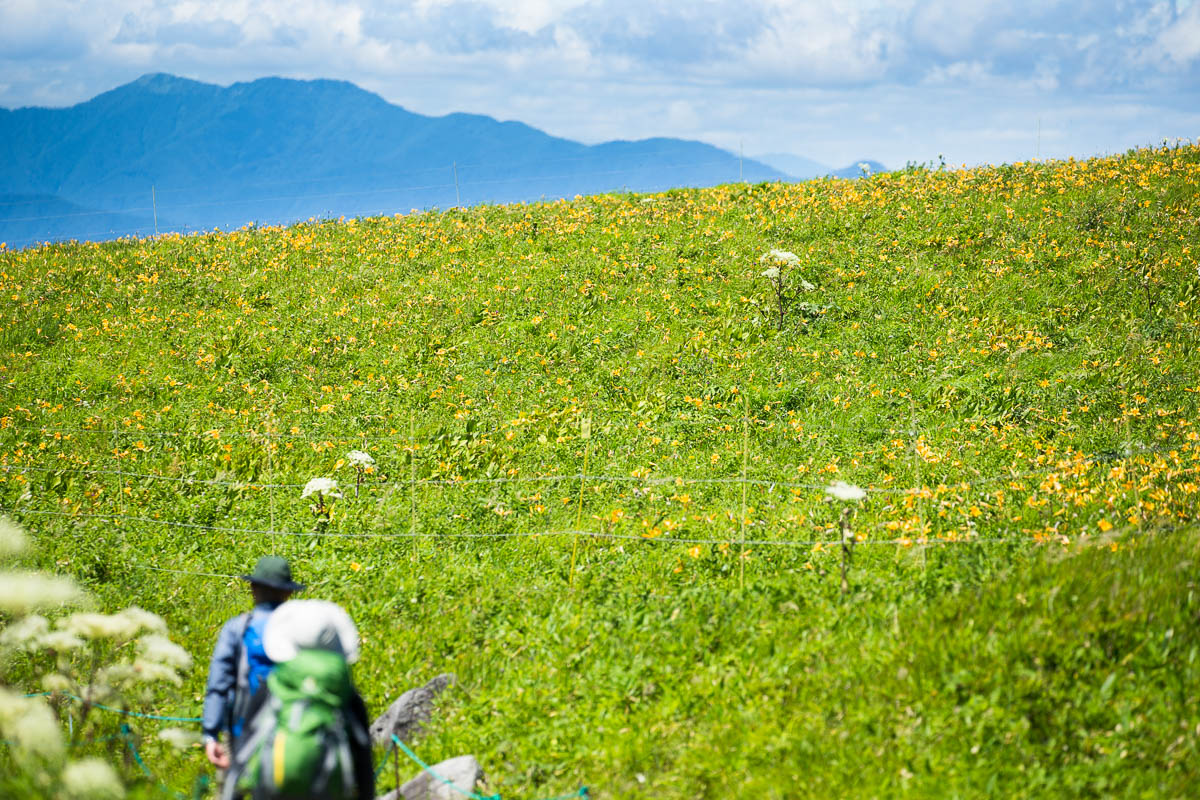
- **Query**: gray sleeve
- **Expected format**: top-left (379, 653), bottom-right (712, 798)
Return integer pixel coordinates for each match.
top-left (201, 615), bottom-right (243, 740)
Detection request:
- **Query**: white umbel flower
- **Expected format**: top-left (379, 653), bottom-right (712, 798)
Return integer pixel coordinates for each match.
top-left (40, 630), bottom-right (86, 651)
top-left (62, 758), bottom-right (125, 799)
top-left (0, 571), bottom-right (83, 615)
top-left (825, 481), bottom-right (867, 502)
top-left (0, 515), bottom-right (28, 556)
top-left (301, 477), bottom-right (342, 499)
top-left (158, 727), bottom-right (201, 750)
top-left (346, 450), bottom-right (375, 467)
top-left (759, 249), bottom-right (801, 267)
top-left (0, 688), bottom-right (65, 761)
top-left (64, 607), bottom-right (165, 642)
top-left (131, 659), bottom-right (183, 685)
top-left (0, 613), bottom-right (49, 649)
top-left (118, 606), bottom-right (167, 634)
top-left (138, 634), bottom-right (192, 670)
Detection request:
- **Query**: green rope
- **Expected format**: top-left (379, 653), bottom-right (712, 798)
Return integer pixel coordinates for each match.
top-left (120, 724), bottom-right (154, 779)
top-left (392, 734), bottom-right (498, 800)
top-left (375, 733), bottom-right (398, 779)
top-left (25, 691), bottom-right (201, 723)
top-left (120, 723), bottom-right (187, 799)
top-left (391, 735), bottom-right (588, 800)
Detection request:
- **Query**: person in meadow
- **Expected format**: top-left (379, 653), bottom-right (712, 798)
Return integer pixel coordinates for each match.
top-left (202, 555), bottom-right (305, 770)
top-left (223, 599), bottom-right (374, 800)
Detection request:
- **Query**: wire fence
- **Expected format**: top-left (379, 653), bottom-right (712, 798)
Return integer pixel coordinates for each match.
top-left (2, 417), bottom-right (1195, 556)
top-left (0, 460), bottom-right (1101, 493)
top-left (0, 506), bottom-right (1032, 548)
top-left (1, 436), bottom-right (1190, 497)
top-left (2, 413), bottom-right (1194, 605)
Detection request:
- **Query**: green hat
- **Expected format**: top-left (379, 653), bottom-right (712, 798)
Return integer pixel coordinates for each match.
top-left (241, 555), bottom-right (305, 592)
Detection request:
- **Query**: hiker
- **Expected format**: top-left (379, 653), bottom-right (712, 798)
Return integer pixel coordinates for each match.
top-left (203, 556), bottom-right (305, 770)
top-left (223, 600), bottom-right (374, 800)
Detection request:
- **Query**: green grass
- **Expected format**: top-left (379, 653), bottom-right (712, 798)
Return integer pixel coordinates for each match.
top-left (1, 143), bottom-right (1199, 797)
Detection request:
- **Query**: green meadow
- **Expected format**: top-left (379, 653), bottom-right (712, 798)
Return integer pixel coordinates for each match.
top-left (2, 143), bottom-right (1199, 797)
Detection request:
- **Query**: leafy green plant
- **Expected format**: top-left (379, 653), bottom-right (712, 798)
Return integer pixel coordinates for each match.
top-left (757, 249), bottom-right (817, 330)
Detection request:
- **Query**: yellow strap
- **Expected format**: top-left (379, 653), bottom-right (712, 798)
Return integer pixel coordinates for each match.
top-left (273, 731), bottom-right (287, 784)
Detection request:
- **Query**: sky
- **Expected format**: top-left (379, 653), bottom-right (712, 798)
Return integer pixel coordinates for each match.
top-left (2, 0), bottom-right (1199, 169)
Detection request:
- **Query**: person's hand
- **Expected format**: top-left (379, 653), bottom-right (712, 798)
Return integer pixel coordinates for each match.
top-left (205, 738), bottom-right (230, 769)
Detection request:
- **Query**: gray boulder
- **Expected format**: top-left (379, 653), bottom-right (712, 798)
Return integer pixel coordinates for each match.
top-left (370, 673), bottom-right (456, 746)
top-left (375, 755), bottom-right (484, 800)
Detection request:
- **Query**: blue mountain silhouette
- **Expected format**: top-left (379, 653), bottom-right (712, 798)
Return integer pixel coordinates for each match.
top-left (2, 73), bottom-right (792, 247)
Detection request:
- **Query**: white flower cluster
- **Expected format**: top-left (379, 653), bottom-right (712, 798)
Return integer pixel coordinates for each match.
top-left (759, 249), bottom-right (801, 268)
top-left (0, 516), bottom-right (193, 797)
top-left (0, 572), bottom-right (83, 616)
top-left (758, 250), bottom-right (815, 291)
top-left (62, 758), bottom-right (125, 799)
top-left (0, 686), bottom-right (65, 761)
top-left (302, 477), bottom-right (342, 499)
top-left (158, 726), bottom-right (202, 750)
top-left (0, 515), bottom-right (28, 556)
top-left (825, 481), bottom-right (867, 502)
top-left (346, 449), bottom-right (375, 467)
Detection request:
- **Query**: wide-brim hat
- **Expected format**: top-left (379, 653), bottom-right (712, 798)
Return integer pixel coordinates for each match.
top-left (240, 555), bottom-right (305, 592)
top-left (262, 600), bottom-right (360, 664)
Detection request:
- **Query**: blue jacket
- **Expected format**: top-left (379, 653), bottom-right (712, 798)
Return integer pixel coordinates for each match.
top-left (201, 602), bottom-right (279, 741)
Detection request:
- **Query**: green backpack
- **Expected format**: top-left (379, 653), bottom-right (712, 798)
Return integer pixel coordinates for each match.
top-left (226, 649), bottom-right (364, 800)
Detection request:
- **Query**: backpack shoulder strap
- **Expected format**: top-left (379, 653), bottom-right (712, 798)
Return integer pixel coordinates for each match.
top-left (226, 612), bottom-right (254, 737)
top-left (234, 611), bottom-right (252, 668)
top-left (222, 693), bottom-right (281, 800)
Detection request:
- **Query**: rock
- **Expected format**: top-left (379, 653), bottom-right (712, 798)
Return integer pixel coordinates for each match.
top-left (370, 673), bottom-right (456, 746)
top-left (375, 755), bottom-right (484, 800)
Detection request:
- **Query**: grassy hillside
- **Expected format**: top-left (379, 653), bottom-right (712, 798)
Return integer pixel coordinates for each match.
top-left (1, 143), bottom-right (1199, 797)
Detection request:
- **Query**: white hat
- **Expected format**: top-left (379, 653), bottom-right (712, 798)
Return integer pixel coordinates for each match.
top-left (263, 600), bottom-right (360, 664)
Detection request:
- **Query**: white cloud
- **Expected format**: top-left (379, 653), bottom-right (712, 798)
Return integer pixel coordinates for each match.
top-left (0, 1), bottom-right (1198, 168)
top-left (1156, 4), bottom-right (1200, 64)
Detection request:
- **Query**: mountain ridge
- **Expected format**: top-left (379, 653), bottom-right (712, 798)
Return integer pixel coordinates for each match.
top-left (1, 73), bottom-right (876, 247)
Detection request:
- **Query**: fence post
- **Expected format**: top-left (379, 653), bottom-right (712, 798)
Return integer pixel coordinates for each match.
top-left (910, 399), bottom-right (926, 569)
top-left (409, 416), bottom-right (418, 562)
top-left (840, 507), bottom-right (853, 595)
top-left (740, 394), bottom-right (749, 592)
top-left (569, 416), bottom-right (591, 588)
top-left (265, 423), bottom-right (277, 556)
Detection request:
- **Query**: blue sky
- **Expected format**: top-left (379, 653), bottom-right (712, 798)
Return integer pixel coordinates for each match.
top-left (2, 0), bottom-right (1198, 168)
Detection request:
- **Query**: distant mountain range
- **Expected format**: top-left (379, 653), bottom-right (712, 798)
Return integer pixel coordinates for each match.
top-left (0, 74), bottom-right (884, 248)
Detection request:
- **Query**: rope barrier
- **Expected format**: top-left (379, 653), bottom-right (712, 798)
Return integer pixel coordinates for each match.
top-left (392, 734), bottom-right (588, 800)
top-left (119, 723), bottom-right (190, 799)
top-left (4, 717), bottom-right (191, 798)
top-left (24, 691), bottom-right (202, 723)
top-left (19, 693), bottom-right (590, 799)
